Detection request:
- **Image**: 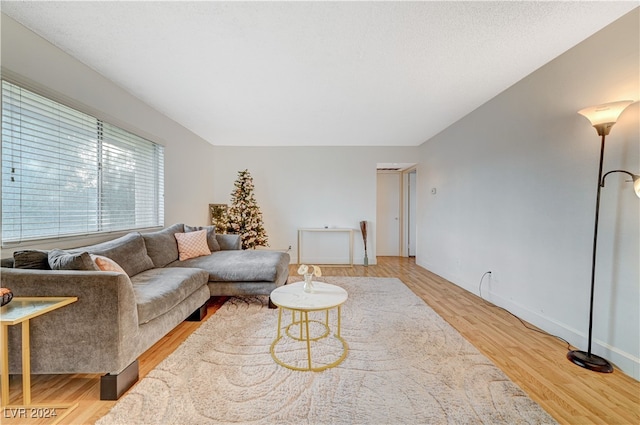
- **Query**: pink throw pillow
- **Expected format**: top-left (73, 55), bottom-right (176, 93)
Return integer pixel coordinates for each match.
top-left (175, 230), bottom-right (211, 261)
top-left (91, 254), bottom-right (128, 275)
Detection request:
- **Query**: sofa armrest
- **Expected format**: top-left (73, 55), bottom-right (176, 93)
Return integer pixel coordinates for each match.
top-left (1, 267), bottom-right (139, 375)
top-left (216, 233), bottom-right (241, 250)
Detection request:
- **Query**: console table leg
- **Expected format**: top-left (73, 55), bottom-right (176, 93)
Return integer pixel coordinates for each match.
top-left (21, 320), bottom-right (31, 405)
top-left (1, 324), bottom-right (8, 406)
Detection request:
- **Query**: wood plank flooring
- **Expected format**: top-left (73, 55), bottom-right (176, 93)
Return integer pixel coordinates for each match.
top-left (3, 257), bottom-right (638, 424)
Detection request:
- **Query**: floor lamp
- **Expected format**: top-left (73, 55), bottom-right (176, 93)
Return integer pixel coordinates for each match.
top-left (567, 100), bottom-right (638, 373)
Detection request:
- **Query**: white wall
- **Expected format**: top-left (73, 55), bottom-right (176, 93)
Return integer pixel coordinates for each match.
top-left (417, 9), bottom-right (639, 379)
top-left (211, 146), bottom-right (419, 264)
top-left (0, 14), bottom-right (216, 252)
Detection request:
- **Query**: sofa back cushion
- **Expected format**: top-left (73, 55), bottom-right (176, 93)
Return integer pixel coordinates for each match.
top-left (184, 224), bottom-right (221, 252)
top-left (13, 250), bottom-right (51, 269)
top-left (82, 232), bottom-right (154, 277)
top-left (0, 258), bottom-right (15, 268)
top-left (142, 223), bottom-right (184, 268)
top-left (48, 249), bottom-right (99, 271)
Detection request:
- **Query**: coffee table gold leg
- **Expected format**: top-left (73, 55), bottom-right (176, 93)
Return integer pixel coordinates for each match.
top-left (304, 311), bottom-right (312, 370)
top-left (276, 307), bottom-right (283, 339)
top-left (22, 320), bottom-right (31, 405)
top-left (1, 324), bottom-right (9, 406)
top-left (337, 306), bottom-right (342, 338)
top-left (299, 311), bottom-right (303, 340)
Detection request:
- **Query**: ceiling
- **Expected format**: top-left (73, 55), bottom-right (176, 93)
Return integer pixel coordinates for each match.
top-left (1, 1), bottom-right (637, 147)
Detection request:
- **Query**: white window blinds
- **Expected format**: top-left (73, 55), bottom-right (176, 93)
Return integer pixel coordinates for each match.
top-left (1, 80), bottom-right (164, 244)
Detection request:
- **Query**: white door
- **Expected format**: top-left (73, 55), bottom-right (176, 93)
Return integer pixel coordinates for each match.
top-left (376, 172), bottom-right (401, 256)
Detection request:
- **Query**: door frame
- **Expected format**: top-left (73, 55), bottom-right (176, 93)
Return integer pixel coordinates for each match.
top-left (402, 167), bottom-right (417, 257)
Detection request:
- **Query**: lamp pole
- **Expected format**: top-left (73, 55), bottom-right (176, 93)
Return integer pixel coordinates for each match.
top-left (586, 133), bottom-right (606, 359)
top-left (566, 132), bottom-right (614, 373)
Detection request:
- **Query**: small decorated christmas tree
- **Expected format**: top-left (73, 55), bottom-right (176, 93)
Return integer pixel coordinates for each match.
top-left (227, 169), bottom-right (269, 249)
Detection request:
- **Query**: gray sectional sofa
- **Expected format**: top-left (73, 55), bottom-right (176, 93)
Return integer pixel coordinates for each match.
top-left (0, 223), bottom-right (290, 400)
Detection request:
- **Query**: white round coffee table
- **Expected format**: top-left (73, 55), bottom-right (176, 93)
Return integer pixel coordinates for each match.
top-left (270, 281), bottom-right (348, 371)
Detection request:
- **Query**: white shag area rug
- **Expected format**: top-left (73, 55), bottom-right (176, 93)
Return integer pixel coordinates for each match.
top-left (97, 277), bottom-right (556, 425)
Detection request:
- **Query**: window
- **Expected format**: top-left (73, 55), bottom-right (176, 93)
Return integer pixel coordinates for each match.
top-left (1, 80), bottom-right (164, 244)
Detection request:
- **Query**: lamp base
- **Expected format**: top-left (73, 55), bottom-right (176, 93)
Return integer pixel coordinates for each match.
top-left (567, 350), bottom-right (613, 373)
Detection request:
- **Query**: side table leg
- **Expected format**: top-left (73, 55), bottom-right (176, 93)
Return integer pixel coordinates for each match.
top-left (1, 324), bottom-right (9, 406)
top-left (21, 320), bottom-right (31, 405)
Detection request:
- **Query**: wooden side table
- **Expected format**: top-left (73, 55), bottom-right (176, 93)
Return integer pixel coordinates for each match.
top-left (1, 297), bottom-right (78, 424)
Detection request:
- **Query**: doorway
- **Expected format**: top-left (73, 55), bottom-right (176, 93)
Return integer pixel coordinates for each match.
top-left (376, 163), bottom-right (417, 258)
top-left (376, 170), bottom-right (402, 256)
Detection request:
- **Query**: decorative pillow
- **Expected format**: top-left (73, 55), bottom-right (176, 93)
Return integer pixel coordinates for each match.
top-left (184, 224), bottom-right (221, 252)
top-left (91, 254), bottom-right (128, 275)
top-left (48, 249), bottom-right (99, 271)
top-left (175, 230), bottom-right (211, 261)
top-left (13, 250), bottom-right (51, 269)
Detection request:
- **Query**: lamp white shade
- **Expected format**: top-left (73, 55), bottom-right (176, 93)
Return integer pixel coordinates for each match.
top-left (634, 175), bottom-right (640, 198)
top-left (578, 100), bottom-right (634, 126)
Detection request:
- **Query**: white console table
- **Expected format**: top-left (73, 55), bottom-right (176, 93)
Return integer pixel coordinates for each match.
top-left (297, 228), bottom-right (354, 267)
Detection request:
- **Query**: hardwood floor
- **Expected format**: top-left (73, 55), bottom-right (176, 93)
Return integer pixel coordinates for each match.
top-left (3, 257), bottom-right (638, 424)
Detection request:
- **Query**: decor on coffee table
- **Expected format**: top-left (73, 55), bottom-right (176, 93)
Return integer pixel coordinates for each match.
top-left (297, 264), bottom-right (321, 293)
top-left (227, 169), bottom-right (269, 249)
top-left (97, 277), bottom-right (557, 425)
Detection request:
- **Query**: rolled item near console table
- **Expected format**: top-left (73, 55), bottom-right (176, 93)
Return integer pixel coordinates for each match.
top-left (360, 220), bottom-right (368, 266)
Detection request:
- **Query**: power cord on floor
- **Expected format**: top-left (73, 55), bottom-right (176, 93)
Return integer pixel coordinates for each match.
top-left (478, 271), bottom-right (571, 350)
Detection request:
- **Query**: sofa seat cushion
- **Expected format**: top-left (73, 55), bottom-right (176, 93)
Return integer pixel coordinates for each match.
top-left (130, 267), bottom-right (208, 324)
top-left (169, 250), bottom-right (290, 283)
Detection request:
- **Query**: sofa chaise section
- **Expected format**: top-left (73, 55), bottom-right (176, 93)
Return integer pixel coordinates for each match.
top-left (171, 250), bottom-right (290, 296)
